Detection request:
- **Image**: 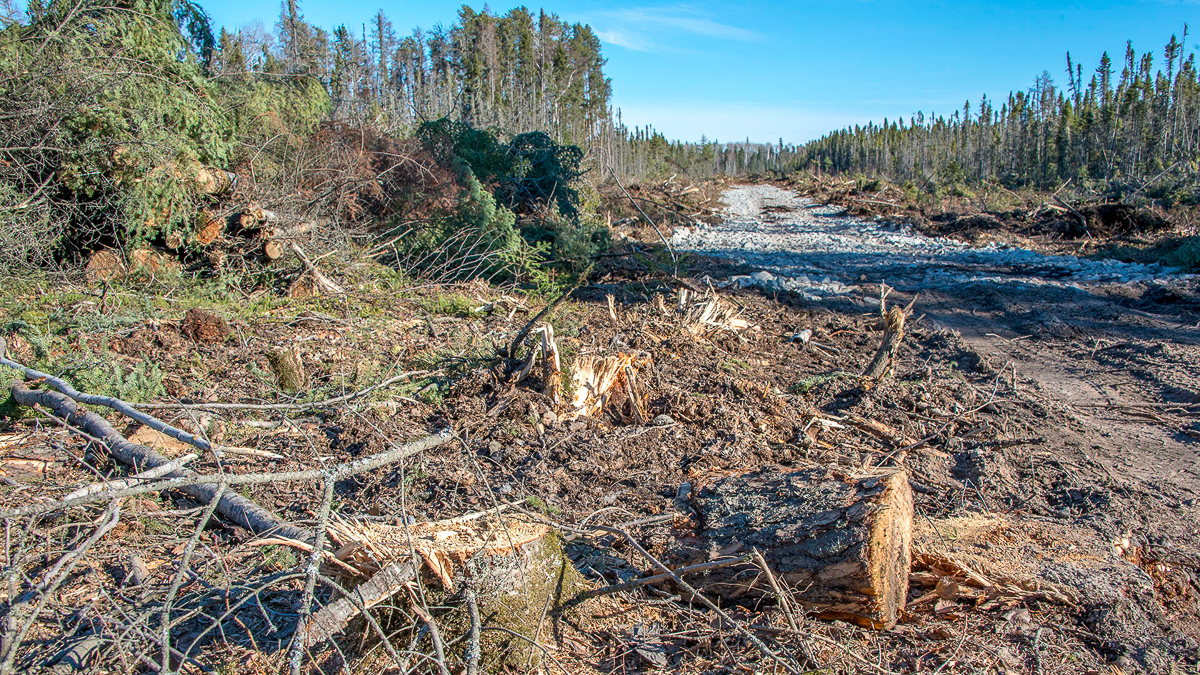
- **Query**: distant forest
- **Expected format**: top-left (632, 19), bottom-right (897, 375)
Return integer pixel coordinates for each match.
top-left (795, 30), bottom-right (1200, 201)
top-left (212, 1), bottom-right (791, 178)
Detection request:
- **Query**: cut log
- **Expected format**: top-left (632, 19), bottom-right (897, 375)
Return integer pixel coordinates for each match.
top-left (238, 205), bottom-right (279, 229)
top-left (262, 239), bottom-right (286, 261)
top-left (669, 466), bottom-right (913, 629)
top-left (85, 250), bottom-right (125, 283)
top-left (256, 218), bottom-right (315, 260)
top-left (194, 165), bottom-right (236, 196)
top-left (194, 210), bottom-right (224, 246)
top-left (129, 247), bottom-right (181, 276)
top-left (261, 220), bottom-right (318, 241)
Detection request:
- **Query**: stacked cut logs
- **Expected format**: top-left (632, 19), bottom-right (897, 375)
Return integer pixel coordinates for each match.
top-left (237, 205), bottom-right (318, 260)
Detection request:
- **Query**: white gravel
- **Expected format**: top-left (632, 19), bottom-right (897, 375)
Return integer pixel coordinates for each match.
top-left (670, 184), bottom-right (1187, 300)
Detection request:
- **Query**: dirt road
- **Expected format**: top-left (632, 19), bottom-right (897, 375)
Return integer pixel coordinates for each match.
top-left (675, 183), bottom-right (1200, 498)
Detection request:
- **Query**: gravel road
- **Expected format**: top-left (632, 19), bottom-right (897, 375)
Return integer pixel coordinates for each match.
top-left (671, 184), bottom-right (1187, 300)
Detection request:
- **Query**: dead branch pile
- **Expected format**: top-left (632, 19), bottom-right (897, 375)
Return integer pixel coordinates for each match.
top-left (602, 175), bottom-right (731, 243)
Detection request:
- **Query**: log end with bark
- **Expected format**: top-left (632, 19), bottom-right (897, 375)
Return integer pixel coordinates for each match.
top-left (670, 466), bottom-right (914, 629)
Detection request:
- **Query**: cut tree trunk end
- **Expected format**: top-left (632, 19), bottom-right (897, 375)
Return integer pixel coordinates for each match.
top-left (670, 466), bottom-right (913, 629)
top-left (323, 512), bottom-right (583, 668)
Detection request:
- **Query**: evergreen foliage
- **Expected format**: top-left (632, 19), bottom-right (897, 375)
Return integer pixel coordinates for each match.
top-left (0, 0), bottom-right (235, 261)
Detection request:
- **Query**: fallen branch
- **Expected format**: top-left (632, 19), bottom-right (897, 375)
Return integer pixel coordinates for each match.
top-left (464, 587), bottom-right (481, 675)
top-left (608, 166), bottom-right (677, 269)
top-left (752, 548), bottom-right (800, 633)
top-left (1, 338), bottom-right (220, 456)
top-left (63, 453), bottom-right (198, 501)
top-left (0, 421), bottom-right (453, 520)
top-left (1053, 194), bottom-right (1090, 238)
top-left (290, 242), bottom-right (344, 295)
top-left (11, 384), bottom-right (312, 542)
top-left (506, 272), bottom-right (587, 362)
top-left (571, 554), bottom-right (752, 602)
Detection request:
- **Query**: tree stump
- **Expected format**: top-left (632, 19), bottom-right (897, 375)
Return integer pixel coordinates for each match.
top-left (180, 308), bottom-right (229, 343)
top-left (266, 345), bottom-right (306, 393)
top-left (323, 512), bottom-right (582, 667)
top-left (670, 466), bottom-right (913, 629)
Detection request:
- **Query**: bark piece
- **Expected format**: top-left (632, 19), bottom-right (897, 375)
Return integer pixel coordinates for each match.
top-left (267, 345), bottom-right (307, 394)
top-left (304, 562), bottom-right (416, 646)
top-left (180, 307), bottom-right (229, 343)
top-left (671, 466), bottom-right (913, 629)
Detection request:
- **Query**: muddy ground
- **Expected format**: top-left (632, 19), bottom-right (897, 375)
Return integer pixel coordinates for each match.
top-left (0, 183), bottom-right (1198, 674)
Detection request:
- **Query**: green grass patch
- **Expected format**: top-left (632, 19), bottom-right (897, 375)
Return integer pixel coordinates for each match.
top-left (791, 371), bottom-right (851, 395)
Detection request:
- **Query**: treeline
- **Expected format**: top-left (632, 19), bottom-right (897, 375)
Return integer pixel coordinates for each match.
top-left (796, 31), bottom-right (1200, 201)
top-left (218, 4), bottom-right (610, 148)
top-left (213, 1), bottom-right (794, 179)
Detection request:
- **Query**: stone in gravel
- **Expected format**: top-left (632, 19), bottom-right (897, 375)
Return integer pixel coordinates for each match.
top-left (652, 414), bottom-right (675, 426)
top-left (542, 410), bottom-right (558, 425)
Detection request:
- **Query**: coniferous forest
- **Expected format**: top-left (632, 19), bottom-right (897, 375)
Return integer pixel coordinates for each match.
top-left (796, 34), bottom-right (1200, 202)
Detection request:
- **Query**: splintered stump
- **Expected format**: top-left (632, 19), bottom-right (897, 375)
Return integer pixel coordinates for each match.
top-left (671, 466), bottom-right (913, 629)
top-left (315, 512), bottom-right (581, 666)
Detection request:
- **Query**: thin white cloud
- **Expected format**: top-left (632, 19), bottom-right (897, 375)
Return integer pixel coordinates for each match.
top-left (594, 28), bottom-right (655, 52)
top-left (590, 5), bottom-right (760, 52)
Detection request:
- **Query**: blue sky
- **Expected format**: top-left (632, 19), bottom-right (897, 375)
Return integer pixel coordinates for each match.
top-left (199, 0), bottom-right (1199, 144)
